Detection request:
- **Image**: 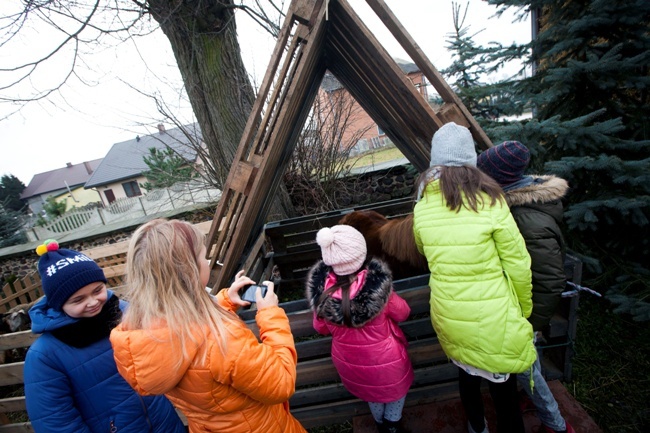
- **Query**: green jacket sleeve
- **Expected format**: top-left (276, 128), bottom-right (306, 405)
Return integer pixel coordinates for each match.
top-left (492, 204), bottom-right (533, 317)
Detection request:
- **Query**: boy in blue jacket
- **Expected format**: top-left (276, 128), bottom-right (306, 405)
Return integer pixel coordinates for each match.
top-left (24, 239), bottom-right (186, 433)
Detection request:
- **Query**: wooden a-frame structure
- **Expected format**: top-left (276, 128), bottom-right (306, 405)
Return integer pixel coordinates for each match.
top-left (206, 0), bottom-right (492, 290)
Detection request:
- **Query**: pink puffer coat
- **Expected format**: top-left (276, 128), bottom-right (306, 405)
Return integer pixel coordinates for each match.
top-left (305, 259), bottom-right (414, 403)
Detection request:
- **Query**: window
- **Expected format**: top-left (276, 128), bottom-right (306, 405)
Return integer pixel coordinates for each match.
top-left (377, 125), bottom-right (385, 136)
top-left (122, 181), bottom-right (142, 198)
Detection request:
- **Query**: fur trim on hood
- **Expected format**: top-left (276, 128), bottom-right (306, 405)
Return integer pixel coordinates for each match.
top-left (305, 258), bottom-right (392, 327)
top-left (505, 175), bottom-right (569, 207)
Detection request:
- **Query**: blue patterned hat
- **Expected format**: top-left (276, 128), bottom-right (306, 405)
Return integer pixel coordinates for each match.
top-left (36, 240), bottom-right (106, 311)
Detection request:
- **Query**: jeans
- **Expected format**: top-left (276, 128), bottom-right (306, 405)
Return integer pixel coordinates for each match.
top-left (517, 354), bottom-right (566, 431)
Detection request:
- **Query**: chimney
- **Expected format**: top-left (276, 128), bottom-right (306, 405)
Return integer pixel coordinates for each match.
top-left (158, 124), bottom-right (165, 134)
top-left (84, 161), bottom-right (94, 174)
top-left (66, 162), bottom-right (73, 168)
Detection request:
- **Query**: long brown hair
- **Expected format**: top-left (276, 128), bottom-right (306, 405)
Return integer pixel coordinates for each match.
top-left (318, 262), bottom-right (368, 327)
top-left (418, 165), bottom-right (505, 212)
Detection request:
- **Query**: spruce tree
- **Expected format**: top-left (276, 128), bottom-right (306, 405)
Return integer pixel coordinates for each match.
top-left (0, 174), bottom-right (26, 213)
top-left (445, 0), bottom-right (650, 319)
top-left (0, 203), bottom-right (27, 248)
top-left (507, 0), bottom-right (649, 319)
top-left (140, 147), bottom-right (199, 191)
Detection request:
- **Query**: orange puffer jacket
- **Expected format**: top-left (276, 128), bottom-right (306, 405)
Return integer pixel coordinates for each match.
top-left (110, 290), bottom-right (306, 433)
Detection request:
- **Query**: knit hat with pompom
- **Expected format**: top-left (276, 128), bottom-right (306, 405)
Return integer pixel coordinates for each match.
top-left (36, 239), bottom-right (107, 311)
top-left (316, 225), bottom-right (367, 276)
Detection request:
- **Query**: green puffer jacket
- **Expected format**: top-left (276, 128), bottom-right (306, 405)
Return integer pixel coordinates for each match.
top-left (413, 180), bottom-right (536, 374)
top-left (505, 175), bottom-right (569, 332)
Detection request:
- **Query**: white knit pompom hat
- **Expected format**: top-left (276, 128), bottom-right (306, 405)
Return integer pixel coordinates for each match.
top-left (430, 122), bottom-right (477, 168)
top-left (316, 225), bottom-right (367, 276)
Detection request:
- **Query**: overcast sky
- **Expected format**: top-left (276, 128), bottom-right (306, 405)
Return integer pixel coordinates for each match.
top-left (0, 0), bottom-right (530, 185)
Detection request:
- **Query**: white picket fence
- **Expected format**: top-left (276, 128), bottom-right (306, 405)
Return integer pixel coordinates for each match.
top-left (27, 182), bottom-right (221, 241)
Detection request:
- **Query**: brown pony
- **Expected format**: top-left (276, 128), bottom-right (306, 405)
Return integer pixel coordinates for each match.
top-left (338, 210), bottom-right (429, 280)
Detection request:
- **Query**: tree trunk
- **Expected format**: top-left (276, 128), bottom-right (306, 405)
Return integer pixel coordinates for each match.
top-left (146, 0), bottom-right (293, 218)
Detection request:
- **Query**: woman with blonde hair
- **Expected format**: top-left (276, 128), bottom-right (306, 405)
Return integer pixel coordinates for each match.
top-left (110, 218), bottom-right (306, 433)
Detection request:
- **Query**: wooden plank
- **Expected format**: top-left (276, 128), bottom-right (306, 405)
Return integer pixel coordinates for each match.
top-left (291, 381), bottom-right (459, 429)
top-left (0, 397), bottom-right (25, 413)
top-left (323, 2), bottom-right (436, 168)
top-left (0, 331), bottom-right (38, 352)
top-left (324, 41), bottom-right (431, 169)
top-left (0, 422), bottom-right (33, 432)
top-left (292, 362), bottom-right (456, 409)
top-left (0, 362), bottom-right (24, 387)
top-left (331, 0), bottom-right (441, 132)
top-left (83, 241), bottom-right (129, 260)
top-left (205, 0), bottom-right (316, 255)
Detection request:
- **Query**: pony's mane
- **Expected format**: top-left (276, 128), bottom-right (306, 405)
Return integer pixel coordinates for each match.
top-left (377, 214), bottom-right (428, 271)
top-left (338, 210), bottom-right (428, 280)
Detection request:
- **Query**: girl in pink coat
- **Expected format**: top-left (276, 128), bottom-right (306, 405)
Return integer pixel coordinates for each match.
top-left (305, 225), bottom-right (414, 433)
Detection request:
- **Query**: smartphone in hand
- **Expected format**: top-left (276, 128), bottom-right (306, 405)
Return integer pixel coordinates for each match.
top-left (241, 284), bottom-right (268, 303)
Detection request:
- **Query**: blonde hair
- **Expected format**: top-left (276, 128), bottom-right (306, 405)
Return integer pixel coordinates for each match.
top-left (121, 219), bottom-right (240, 363)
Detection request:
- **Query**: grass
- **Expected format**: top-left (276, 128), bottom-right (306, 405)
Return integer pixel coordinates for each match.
top-left (570, 296), bottom-right (650, 432)
top-left (349, 145), bottom-right (405, 169)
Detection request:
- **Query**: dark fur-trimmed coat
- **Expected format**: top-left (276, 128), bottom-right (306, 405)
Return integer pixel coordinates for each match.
top-left (305, 258), bottom-right (414, 403)
top-left (506, 175), bottom-right (569, 331)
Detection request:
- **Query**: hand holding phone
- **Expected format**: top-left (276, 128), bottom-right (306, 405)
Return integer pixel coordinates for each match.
top-left (241, 284), bottom-right (268, 303)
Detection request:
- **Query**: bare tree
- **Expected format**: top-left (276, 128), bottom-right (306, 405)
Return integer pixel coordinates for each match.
top-left (284, 81), bottom-right (373, 215)
top-left (0, 0), bottom-right (292, 214)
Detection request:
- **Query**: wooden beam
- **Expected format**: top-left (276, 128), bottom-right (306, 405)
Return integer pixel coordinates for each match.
top-left (364, 0), bottom-right (493, 150)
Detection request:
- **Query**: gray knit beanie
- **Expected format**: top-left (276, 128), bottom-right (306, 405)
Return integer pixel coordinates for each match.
top-left (429, 122), bottom-right (477, 168)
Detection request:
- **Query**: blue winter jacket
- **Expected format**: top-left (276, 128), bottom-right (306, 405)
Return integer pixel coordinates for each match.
top-left (24, 291), bottom-right (186, 433)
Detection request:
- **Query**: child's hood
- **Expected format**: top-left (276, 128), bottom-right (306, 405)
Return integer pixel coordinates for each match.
top-left (110, 324), bottom-right (202, 396)
top-left (29, 290), bottom-right (118, 334)
top-left (305, 258), bottom-right (392, 327)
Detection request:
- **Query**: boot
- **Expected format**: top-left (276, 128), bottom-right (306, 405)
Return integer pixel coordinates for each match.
top-left (382, 418), bottom-right (410, 433)
top-left (467, 418), bottom-right (488, 433)
top-left (375, 420), bottom-right (388, 433)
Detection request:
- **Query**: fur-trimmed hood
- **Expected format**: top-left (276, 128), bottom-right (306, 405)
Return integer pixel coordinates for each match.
top-left (305, 258), bottom-right (392, 327)
top-left (506, 175), bottom-right (569, 223)
top-left (505, 175), bottom-right (569, 207)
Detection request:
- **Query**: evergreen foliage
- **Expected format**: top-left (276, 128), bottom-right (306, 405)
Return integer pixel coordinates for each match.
top-left (445, 0), bottom-right (650, 319)
top-left (140, 147), bottom-right (198, 191)
top-left (35, 196), bottom-right (67, 227)
top-left (0, 174), bottom-right (26, 213)
top-left (0, 203), bottom-right (27, 248)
